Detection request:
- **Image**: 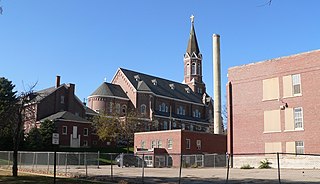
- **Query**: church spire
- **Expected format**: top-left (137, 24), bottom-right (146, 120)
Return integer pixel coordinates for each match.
top-left (186, 15), bottom-right (200, 56)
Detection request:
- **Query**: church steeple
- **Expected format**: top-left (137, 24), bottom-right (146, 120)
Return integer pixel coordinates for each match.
top-left (183, 15), bottom-right (205, 95)
top-left (186, 15), bottom-right (200, 56)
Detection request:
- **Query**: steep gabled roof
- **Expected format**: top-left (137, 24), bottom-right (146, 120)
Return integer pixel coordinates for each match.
top-left (30, 85), bottom-right (65, 103)
top-left (118, 68), bottom-right (204, 104)
top-left (186, 21), bottom-right (200, 56)
top-left (89, 82), bottom-right (129, 99)
top-left (40, 111), bottom-right (91, 124)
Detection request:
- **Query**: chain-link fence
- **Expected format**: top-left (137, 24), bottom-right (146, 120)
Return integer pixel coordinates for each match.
top-left (1, 151), bottom-right (320, 183)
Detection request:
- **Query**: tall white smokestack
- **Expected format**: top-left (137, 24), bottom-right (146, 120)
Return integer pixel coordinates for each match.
top-left (213, 34), bottom-right (222, 134)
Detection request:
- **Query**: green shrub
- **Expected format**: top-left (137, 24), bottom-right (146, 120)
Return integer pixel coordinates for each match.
top-left (259, 159), bottom-right (272, 169)
top-left (240, 164), bottom-right (254, 169)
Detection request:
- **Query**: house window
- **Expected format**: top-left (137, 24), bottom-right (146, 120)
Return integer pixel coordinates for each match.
top-left (196, 140), bottom-right (201, 150)
top-left (163, 121), bottom-right (168, 130)
top-left (116, 103), bottom-right (121, 114)
top-left (186, 139), bottom-right (191, 149)
top-left (292, 74), bottom-right (301, 95)
top-left (151, 140), bottom-right (156, 148)
top-left (83, 140), bottom-right (88, 147)
top-left (167, 139), bottom-right (173, 149)
top-left (83, 128), bottom-right (88, 136)
top-left (60, 95), bottom-right (65, 104)
top-left (62, 126), bottom-right (67, 135)
top-left (294, 107), bottom-right (303, 129)
top-left (141, 104), bottom-right (146, 114)
top-left (157, 140), bottom-right (162, 148)
top-left (192, 63), bottom-right (196, 75)
top-left (295, 141), bottom-right (304, 154)
top-left (141, 140), bottom-right (146, 149)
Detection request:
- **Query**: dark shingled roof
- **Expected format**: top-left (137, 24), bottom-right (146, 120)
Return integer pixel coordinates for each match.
top-left (119, 68), bottom-right (204, 104)
top-left (89, 82), bottom-right (129, 99)
top-left (40, 111), bottom-right (91, 124)
top-left (30, 85), bottom-right (63, 103)
top-left (186, 22), bottom-right (200, 56)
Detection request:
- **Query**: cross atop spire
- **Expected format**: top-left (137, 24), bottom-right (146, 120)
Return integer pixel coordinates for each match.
top-left (190, 14), bottom-right (194, 23)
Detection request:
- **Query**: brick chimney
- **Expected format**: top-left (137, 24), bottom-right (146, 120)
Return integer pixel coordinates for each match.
top-left (67, 83), bottom-right (75, 113)
top-left (56, 75), bottom-right (61, 88)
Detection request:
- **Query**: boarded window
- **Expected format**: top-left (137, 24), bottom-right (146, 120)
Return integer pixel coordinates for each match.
top-left (283, 75), bottom-right (293, 98)
top-left (265, 142), bottom-right (282, 153)
top-left (264, 110), bottom-right (281, 132)
top-left (263, 77), bottom-right (279, 100)
top-left (286, 142), bottom-right (296, 153)
top-left (285, 108), bottom-right (294, 131)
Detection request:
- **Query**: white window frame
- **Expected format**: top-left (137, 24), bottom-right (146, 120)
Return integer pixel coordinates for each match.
top-left (196, 140), bottom-right (201, 150)
top-left (292, 74), bottom-right (301, 96)
top-left (186, 139), bottom-right (191, 149)
top-left (83, 140), bottom-right (88, 147)
top-left (62, 126), bottom-right (67, 135)
top-left (151, 140), bottom-right (156, 148)
top-left (83, 128), bottom-right (88, 136)
top-left (294, 107), bottom-right (303, 130)
top-left (157, 140), bottom-right (162, 148)
top-left (295, 141), bottom-right (304, 154)
top-left (192, 62), bottom-right (196, 75)
top-left (141, 140), bottom-right (146, 149)
top-left (167, 139), bottom-right (173, 149)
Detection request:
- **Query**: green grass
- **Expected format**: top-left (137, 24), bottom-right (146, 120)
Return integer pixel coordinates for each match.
top-left (0, 169), bottom-right (98, 184)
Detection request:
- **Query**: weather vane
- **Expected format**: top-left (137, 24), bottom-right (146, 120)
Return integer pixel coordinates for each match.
top-left (190, 14), bottom-right (194, 23)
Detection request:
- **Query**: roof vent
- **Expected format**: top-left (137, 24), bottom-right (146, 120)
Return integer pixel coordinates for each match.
top-left (185, 87), bottom-right (190, 93)
top-left (151, 79), bottom-right (157, 86)
top-left (169, 83), bottom-right (175, 90)
top-left (134, 75), bottom-right (140, 81)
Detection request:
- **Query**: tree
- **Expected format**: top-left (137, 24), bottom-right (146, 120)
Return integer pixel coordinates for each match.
top-left (39, 119), bottom-right (56, 147)
top-left (93, 109), bottom-right (144, 153)
top-left (25, 126), bottom-right (42, 150)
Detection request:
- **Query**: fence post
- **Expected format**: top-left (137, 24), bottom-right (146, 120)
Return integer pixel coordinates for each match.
top-left (7, 151), bottom-right (10, 168)
top-left (97, 151), bottom-right (100, 169)
top-left (32, 152), bottom-right (36, 171)
top-left (35, 152), bottom-right (38, 169)
top-left (85, 152), bottom-right (88, 177)
top-left (142, 154), bottom-right (145, 184)
top-left (65, 153), bottom-right (68, 175)
top-left (110, 154), bottom-right (113, 180)
top-left (226, 153), bottom-right (230, 184)
top-left (277, 152), bottom-right (281, 184)
top-left (178, 154), bottom-right (183, 184)
top-left (214, 154), bottom-right (216, 168)
top-left (202, 154), bottom-right (204, 167)
top-left (47, 152), bottom-right (50, 173)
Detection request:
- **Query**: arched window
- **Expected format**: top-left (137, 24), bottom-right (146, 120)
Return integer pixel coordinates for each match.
top-left (116, 103), bottom-right (120, 114)
top-left (122, 105), bottom-right (127, 114)
top-left (197, 63), bottom-right (201, 75)
top-left (186, 63), bottom-right (190, 75)
top-left (192, 63), bottom-right (196, 75)
top-left (140, 104), bottom-right (146, 114)
top-left (163, 121), bottom-right (168, 130)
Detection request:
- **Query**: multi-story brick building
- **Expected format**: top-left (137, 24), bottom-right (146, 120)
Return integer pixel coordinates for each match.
top-left (25, 76), bottom-right (99, 148)
top-left (88, 18), bottom-right (214, 133)
top-left (227, 49), bottom-right (320, 155)
top-left (134, 130), bottom-right (226, 167)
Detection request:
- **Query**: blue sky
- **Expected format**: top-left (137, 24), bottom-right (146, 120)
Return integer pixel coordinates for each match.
top-left (1, 0), bottom-right (319, 104)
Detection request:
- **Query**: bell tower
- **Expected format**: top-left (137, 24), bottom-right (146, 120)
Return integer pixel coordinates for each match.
top-left (183, 15), bottom-right (206, 94)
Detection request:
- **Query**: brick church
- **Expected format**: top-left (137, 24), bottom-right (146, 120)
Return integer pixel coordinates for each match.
top-left (88, 17), bottom-right (214, 133)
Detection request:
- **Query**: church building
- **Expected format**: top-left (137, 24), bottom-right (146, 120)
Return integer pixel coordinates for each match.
top-left (88, 16), bottom-right (214, 133)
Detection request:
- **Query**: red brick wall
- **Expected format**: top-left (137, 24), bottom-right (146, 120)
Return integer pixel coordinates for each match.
top-left (228, 50), bottom-right (320, 154)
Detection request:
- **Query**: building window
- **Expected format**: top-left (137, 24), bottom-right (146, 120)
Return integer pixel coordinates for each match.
top-left (60, 95), bottom-right (65, 104)
top-left (292, 74), bottom-right (301, 95)
top-left (62, 126), bottom-right (67, 135)
top-left (262, 77), bottom-right (279, 101)
top-left (193, 109), bottom-right (201, 118)
top-left (83, 140), bottom-right (88, 147)
top-left (192, 63), bottom-right (196, 75)
top-left (163, 121), bottom-right (168, 130)
top-left (167, 139), bottom-right (173, 149)
top-left (173, 122), bottom-right (176, 128)
top-left (141, 140), bottom-right (146, 149)
top-left (177, 106), bottom-right (185, 115)
top-left (122, 105), bottom-right (127, 114)
top-left (295, 141), bottom-right (304, 154)
top-left (186, 63), bottom-right (190, 75)
top-left (141, 104), bottom-right (146, 114)
top-left (186, 139), bottom-right (191, 149)
top-left (181, 123), bottom-right (185, 130)
top-left (83, 128), bottom-right (88, 136)
top-left (196, 140), bottom-right (201, 150)
top-left (151, 140), bottom-right (156, 148)
top-left (190, 124), bottom-right (194, 131)
top-left (157, 140), bottom-right (162, 148)
top-left (197, 63), bottom-right (201, 75)
top-left (109, 102), bottom-right (113, 113)
top-left (159, 103), bottom-right (168, 112)
top-left (294, 107), bottom-right (303, 129)
top-left (116, 103), bottom-right (121, 114)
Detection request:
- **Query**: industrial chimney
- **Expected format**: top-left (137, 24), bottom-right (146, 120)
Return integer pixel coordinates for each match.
top-left (213, 34), bottom-right (222, 134)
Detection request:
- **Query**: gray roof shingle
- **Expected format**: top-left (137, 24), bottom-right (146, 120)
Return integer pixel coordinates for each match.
top-left (40, 111), bottom-right (91, 124)
top-left (89, 82), bottom-right (129, 99)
